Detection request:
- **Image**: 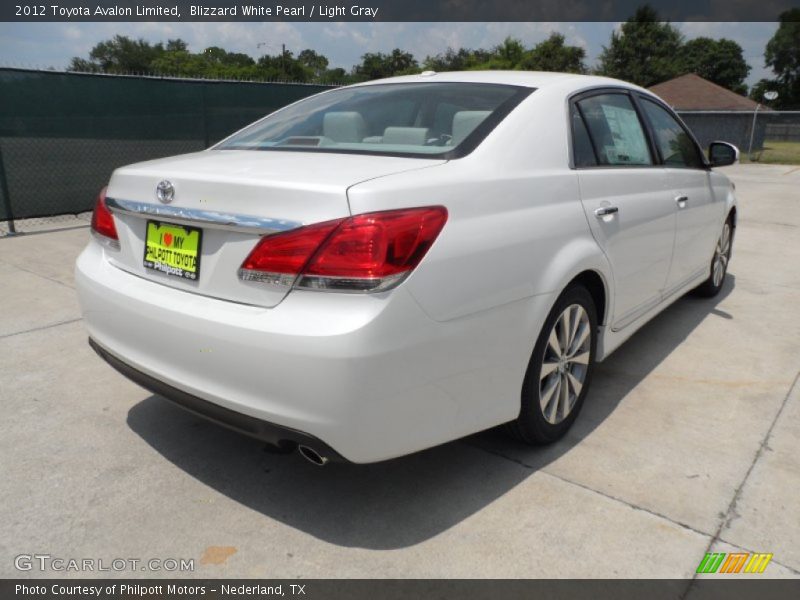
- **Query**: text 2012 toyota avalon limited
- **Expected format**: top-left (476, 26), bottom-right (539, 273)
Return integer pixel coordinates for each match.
top-left (75, 71), bottom-right (738, 464)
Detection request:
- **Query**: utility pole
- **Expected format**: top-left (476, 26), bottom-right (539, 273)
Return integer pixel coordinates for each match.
top-left (258, 42), bottom-right (287, 77)
top-left (747, 104), bottom-right (761, 159)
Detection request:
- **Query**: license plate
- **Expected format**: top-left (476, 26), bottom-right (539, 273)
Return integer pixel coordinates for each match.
top-left (143, 220), bottom-right (202, 281)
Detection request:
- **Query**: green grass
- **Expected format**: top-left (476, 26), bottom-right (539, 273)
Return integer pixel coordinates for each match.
top-left (744, 140), bottom-right (800, 165)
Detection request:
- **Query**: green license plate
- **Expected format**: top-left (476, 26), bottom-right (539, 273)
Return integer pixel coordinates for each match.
top-left (143, 220), bottom-right (202, 281)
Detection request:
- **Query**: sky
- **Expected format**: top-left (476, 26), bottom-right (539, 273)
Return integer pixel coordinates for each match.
top-left (0, 21), bottom-right (780, 86)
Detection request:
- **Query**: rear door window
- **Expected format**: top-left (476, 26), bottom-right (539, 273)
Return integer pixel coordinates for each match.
top-left (576, 94), bottom-right (653, 167)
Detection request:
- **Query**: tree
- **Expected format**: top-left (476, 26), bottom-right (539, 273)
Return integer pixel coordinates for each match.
top-left (203, 47), bottom-right (255, 69)
top-left (763, 8), bottom-right (800, 108)
top-left (69, 35), bottom-right (166, 74)
top-left (148, 45), bottom-right (258, 78)
top-left (597, 6), bottom-right (684, 87)
top-left (204, 47), bottom-right (257, 77)
top-left (68, 36), bottom-right (336, 82)
top-left (298, 49), bottom-right (329, 79)
top-left (423, 35), bottom-right (585, 74)
top-left (494, 37), bottom-right (526, 68)
top-left (68, 57), bottom-right (101, 72)
top-left (165, 39), bottom-right (187, 53)
top-left (317, 67), bottom-right (351, 84)
top-left (149, 49), bottom-right (204, 77)
top-left (678, 37), bottom-right (750, 94)
top-left (521, 33), bottom-right (586, 73)
top-left (354, 49), bottom-right (419, 80)
top-left (458, 37), bottom-right (526, 70)
top-left (423, 47), bottom-right (492, 71)
top-left (257, 49), bottom-right (314, 81)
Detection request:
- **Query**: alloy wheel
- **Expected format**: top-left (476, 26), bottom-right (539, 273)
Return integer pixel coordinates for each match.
top-left (712, 222), bottom-right (731, 287)
top-left (539, 303), bottom-right (592, 425)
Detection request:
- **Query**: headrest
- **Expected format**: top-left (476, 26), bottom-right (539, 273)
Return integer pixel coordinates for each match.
top-left (323, 112), bottom-right (367, 143)
top-left (452, 111), bottom-right (491, 145)
top-left (382, 127), bottom-right (430, 146)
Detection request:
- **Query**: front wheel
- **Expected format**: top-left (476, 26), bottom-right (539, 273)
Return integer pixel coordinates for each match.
top-left (693, 217), bottom-right (733, 297)
top-left (507, 284), bottom-right (597, 445)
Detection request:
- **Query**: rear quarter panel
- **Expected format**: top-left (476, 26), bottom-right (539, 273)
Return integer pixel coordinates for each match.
top-left (347, 84), bottom-right (613, 325)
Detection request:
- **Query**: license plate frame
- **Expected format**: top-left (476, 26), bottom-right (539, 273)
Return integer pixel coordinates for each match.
top-left (143, 220), bottom-right (203, 281)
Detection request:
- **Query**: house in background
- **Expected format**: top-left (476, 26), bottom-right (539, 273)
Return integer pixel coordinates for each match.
top-left (649, 73), bottom-right (769, 153)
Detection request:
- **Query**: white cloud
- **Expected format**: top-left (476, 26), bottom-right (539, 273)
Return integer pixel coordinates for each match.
top-left (63, 26), bottom-right (82, 41)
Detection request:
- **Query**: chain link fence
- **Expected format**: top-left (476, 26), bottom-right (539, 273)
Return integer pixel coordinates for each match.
top-left (676, 110), bottom-right (800, 158)
top-left (0, 68), bottom-right (333, 235)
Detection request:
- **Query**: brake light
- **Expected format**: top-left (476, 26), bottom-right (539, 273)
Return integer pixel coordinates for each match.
top-left (240, 219), bottom-right (343, 286)
top-left (90, 187), bottom-right (118, 243)
top-left (239, 206), bottom-right (447, 292)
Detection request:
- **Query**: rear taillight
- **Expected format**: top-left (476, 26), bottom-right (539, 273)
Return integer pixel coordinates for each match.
top-left (240, 206), bottom-right (447, 292)
top-left (90, 187), bottom-right (119, 244)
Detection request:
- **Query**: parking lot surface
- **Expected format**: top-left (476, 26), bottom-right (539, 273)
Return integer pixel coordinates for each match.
top-left (1, 164), bottom-right (798, 582)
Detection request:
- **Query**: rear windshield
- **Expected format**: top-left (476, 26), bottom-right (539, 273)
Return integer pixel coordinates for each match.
top-left (215, 82), bottom-right (532, 158)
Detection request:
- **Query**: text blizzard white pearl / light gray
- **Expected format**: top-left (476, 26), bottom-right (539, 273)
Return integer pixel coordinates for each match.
top-left (191, 5), bottom-right (381, 17)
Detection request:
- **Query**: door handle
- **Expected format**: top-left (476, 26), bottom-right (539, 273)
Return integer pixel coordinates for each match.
top-left (675, 195), bottom-right (689, 207)
top-left (594, 206), bottom-right (619, 217)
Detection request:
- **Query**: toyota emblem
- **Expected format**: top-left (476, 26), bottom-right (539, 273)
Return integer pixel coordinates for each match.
top-left (156, 180), bottom-right (174, 204)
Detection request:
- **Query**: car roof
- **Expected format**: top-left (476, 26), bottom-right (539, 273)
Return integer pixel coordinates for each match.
top-left (352, 70), bottom-right (647, 94)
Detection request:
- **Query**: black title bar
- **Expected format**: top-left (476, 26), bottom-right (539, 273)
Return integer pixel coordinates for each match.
top-left (4, 580), bottom-right (800, 600)
top-left (3, 0), bottom-right (799, 22)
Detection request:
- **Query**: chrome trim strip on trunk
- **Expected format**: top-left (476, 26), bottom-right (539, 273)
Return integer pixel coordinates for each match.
top-left (105, 197), bottom-right (302, 234)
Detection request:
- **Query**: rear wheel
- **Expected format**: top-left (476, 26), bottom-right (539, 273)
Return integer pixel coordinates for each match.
top-left (507, 285), bottom-right (597, 445)
top-left (693, 216), bottom-right (733, 297)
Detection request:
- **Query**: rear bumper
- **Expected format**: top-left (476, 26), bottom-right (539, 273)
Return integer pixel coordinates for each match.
top-left (76, 240), bottom-right (549, 463)
top-left (89, 337), bottom-right (345, 461)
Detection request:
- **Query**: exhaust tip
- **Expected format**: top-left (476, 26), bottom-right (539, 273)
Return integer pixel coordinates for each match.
top-left (298, 445), bottom-right (329, 467)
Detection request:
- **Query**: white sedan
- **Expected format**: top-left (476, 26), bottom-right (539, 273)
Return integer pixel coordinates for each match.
top-left (75, 71), bottom-right (738, 465)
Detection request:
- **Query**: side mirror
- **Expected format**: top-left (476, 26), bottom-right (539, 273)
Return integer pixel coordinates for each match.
top-left (708, 141), bottom-right (739, 167)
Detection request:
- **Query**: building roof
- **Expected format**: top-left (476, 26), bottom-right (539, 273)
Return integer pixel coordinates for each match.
top-left (648, 73), bottom-right (764, 111)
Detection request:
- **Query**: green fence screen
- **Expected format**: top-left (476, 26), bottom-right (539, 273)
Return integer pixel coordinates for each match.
top-left (0, 68), bottom-right (333, 222)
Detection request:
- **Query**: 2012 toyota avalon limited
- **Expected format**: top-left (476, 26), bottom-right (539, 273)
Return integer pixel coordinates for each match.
top-left (75, 71), bottom-right (738, 465)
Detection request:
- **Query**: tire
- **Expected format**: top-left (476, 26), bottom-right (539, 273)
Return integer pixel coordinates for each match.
top-left (693, 216), bottom-right (734, 298)
top-left (507, 284), bottom-right (598, 445)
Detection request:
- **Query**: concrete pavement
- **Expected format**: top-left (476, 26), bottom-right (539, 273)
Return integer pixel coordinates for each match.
top-left (1, 164), bottom-right (798, 583)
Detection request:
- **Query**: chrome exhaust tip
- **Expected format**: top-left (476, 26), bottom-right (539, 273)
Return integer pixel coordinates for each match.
top-left (298, 445), bottom-right (329, 466)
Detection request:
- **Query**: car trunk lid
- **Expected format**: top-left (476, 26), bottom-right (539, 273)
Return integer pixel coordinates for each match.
top-left (104, 149), bottom-right (446, 308)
